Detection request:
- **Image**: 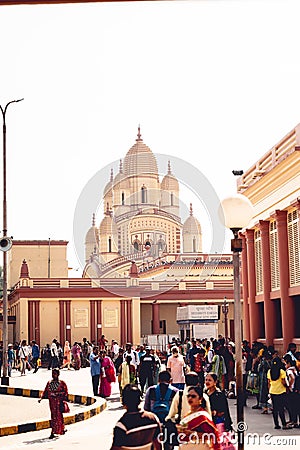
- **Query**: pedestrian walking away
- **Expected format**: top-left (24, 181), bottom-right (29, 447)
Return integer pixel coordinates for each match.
top-left (31, 340), bottom-right (40, 373)
top-left (110, 384), bottom-right (162, 450)
top-left (139, 346), bottom-right (156, 393)
top-left (267, 357), bottom-right (291, 430)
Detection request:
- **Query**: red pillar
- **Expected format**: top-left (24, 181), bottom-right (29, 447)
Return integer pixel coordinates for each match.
top-left (66, 300), bottom-right (71, 344)
top-left (246, 229), bottom-right (261, 343)
top-left (259, 220), bottom-right (277, 346)
top-left (152, 301), bottom-right (160, 335)
top-left (241, 234), bottom-right (250, 341)
top-left (127, 300), bottom-right (132, 343)
top-left (120, 300), bottom-right (126, 346)
top-left (59, 300), bottom-right (65, 344)
top-left (28, 301), bottom-right (33, 342)
top-left (90, 300), bottom-right (96, 343)
top-left (96, 300), bottom-right (102, 345)
top-left (34, 301), bottom-right (40, 346)
top-left (275, 210), bottom-right (295, 351)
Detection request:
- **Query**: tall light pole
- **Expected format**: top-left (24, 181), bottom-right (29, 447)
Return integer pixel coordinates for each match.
top-left (0, 98), bottom-right (24, 385)
top-left (220, 194), bottom-right (253, 450)
top-left (222, 296), bottom-right (229, 344)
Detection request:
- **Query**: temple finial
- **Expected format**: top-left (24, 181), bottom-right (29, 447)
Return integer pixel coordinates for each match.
top-left (136, 124), bottom-right (142, 141)
top-left (92, 213), bottom-right (95, 227)
top-left (168, 160), bottom-right (171, 174)
top-left (110, 168), bottom-right (114, 182)
top-left (20, 259), bottom-right (30, 278)
top-left (190, 203), bottom-right (193, 216)
top-left (119, 159), bottom-right (123, 173)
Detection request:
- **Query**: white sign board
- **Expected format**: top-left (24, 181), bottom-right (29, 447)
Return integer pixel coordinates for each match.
top-left (192, 323), bottom-right (218, 340)
top-left (177, 305), bottom-right (218, 321)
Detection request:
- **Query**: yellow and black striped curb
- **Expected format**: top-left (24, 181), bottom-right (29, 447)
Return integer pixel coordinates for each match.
top-left (0, 386), bottom-right (106, 437)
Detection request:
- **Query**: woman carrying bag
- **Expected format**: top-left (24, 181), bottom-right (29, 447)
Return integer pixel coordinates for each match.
top-left (39, 368), bottom-right (69, 439)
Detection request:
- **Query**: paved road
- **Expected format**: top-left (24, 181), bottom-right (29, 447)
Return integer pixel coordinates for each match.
top-left (1, 367), bottom-right (299, 449)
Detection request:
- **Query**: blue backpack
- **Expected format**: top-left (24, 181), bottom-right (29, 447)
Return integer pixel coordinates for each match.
top-left (152, 385), bottom-right (172, 423)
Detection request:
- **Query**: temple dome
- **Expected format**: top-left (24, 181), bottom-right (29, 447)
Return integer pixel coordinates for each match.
top-left (161, 173), bottom-right (179, 191)
top-left (85, 225), bottom-right (99, 245)
top-left (100, 215), bottom-right (114, 234)
top-left (183, 204), bottom-right (202, 234)
top-left (85, 214), bottom-right (99, 243)
top-left (161, 161), bottom-right (179, 191)
top-left (123, 128), bottom-right (158, 176)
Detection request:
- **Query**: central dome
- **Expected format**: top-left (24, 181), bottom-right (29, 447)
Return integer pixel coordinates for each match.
top-left (123, 128), bottom-right (158, 176)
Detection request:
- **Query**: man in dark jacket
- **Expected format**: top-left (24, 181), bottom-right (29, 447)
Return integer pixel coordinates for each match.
top-left (110, 384), bottom-right (162, 450)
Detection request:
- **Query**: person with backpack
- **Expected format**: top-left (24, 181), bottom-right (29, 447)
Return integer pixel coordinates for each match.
top-left (144, 370), bottom-right (178, 450)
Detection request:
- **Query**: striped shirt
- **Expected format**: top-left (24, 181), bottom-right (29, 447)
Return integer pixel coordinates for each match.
top-left (111, 410), bottom-right (161, 448)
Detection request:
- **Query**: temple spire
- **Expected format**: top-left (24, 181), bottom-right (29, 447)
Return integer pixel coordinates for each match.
top-left (92, 213), bottom-right (95, 227)
top-left (119, 159), bottom-right (123, 173)
top-left (20, 259), bottom-right (29, 278)
top-left (168, 160), bottom-right (171, 174)
top-left (110, 168), bottom-right (114, 182)
top-left (190, 203), bottom-right (193, 216)
top-left (136, 124), bottom-right (142, 141)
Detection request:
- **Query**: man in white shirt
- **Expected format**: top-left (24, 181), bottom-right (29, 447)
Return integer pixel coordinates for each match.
top-left (50, 339), bottom-right (59, 369)
top-left (111, 340), bottom-right (119, 361)
top-left (123, 343), bottom-right (140, 368)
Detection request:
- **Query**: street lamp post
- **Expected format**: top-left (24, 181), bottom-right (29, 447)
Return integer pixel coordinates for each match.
top-left (0, 98), bottom-right (24, 385)
top-left (222, 296), bottom-right (229, 344)
top-left (220, 194), bottom-right (253, 450)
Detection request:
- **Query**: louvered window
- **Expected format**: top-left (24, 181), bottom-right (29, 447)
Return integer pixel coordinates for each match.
top-left (255, 230), bottom-right (263, 294)
top-left (288, 209), bottom-right (300, 286)
top-left (270, 221), bottom-right (280, 290)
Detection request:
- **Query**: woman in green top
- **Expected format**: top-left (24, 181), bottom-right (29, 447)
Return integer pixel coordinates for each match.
top-left (267, 357), bottom-right (291, 430)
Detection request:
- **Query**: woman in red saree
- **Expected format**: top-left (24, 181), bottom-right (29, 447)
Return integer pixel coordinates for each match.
top-left (176, 386), bottom-right (220, 450)
top-left (39, 368), bottom-right (68, 439)
top-left (99, 350), bottom-right (116, 398)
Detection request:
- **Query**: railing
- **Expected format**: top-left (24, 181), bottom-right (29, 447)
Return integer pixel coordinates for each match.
top-left (237, 125), bottom-right (299, 192)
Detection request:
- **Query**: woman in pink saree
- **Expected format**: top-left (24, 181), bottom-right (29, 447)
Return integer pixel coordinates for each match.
top-left (99, 350), bottom-right (116, 398)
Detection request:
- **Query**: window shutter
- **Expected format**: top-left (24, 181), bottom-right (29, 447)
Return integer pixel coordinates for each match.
top-left (288, 209), bottom-right (300, 286)
top-left (270, 221), bottom-right (280, 290)
top-left (255, 229), bottom-right (263, 294)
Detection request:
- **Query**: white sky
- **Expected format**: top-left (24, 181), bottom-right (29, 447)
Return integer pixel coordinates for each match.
top-left (1, 0), bottom-right (300, 274)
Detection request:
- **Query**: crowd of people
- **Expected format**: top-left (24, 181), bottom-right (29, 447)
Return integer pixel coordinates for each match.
top-left (2, 334), bottom-right (300, 448)
top-left (109, 337), bottom-right (300, 450)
